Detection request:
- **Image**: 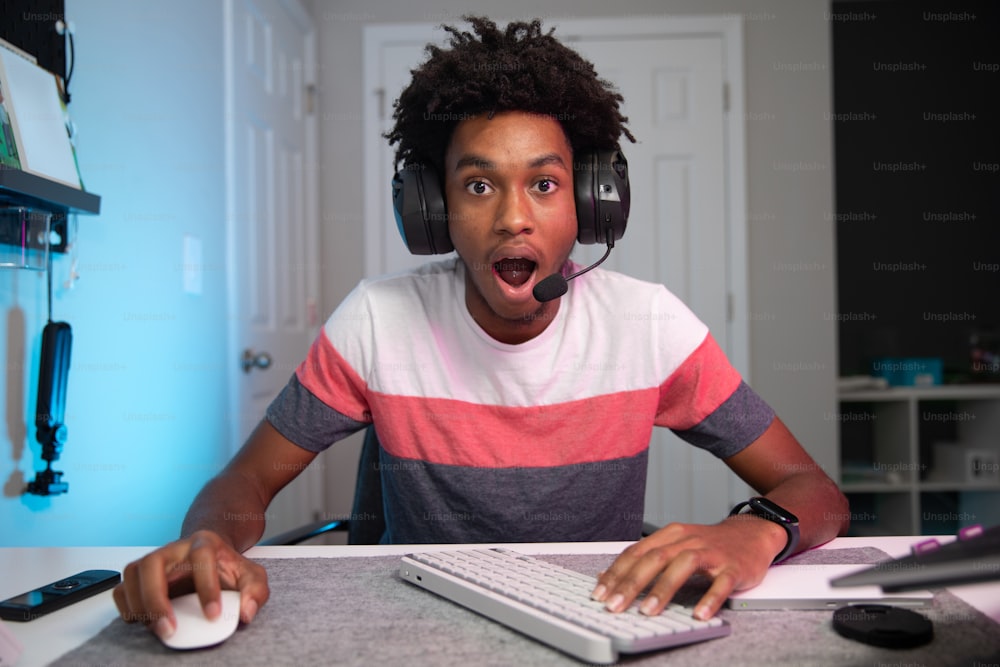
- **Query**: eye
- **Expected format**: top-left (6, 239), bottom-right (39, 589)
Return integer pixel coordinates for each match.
top-left (466, 180), bottom-right (493, 195)
top-left (533, 178), bottom-right (557, 194)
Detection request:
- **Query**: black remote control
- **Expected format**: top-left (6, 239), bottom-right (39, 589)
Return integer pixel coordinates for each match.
top-left (0, 570), bottom-right (120, 622)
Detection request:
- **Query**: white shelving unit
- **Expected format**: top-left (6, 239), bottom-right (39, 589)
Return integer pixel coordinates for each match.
top-left (838, 384), bottom-right (1000, 536)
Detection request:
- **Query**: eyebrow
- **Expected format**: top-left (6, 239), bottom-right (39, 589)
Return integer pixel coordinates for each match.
top-left (454, 155), bottom-right (495, 171)
top-left (453, 152), bottom-right (568, 172)
top-left (528, 153), bottom-right (568, 169)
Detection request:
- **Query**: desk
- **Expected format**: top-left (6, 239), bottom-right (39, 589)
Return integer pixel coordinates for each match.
top-left (2, 537), bottom-right (999, 666)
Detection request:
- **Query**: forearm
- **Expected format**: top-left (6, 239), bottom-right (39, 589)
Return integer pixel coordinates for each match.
top-left (725, 417), bottom-right (851, 558)
top-left (180, 471), bottom-right (269, 553)
top-left (179, 419), bottom-right (319, 552)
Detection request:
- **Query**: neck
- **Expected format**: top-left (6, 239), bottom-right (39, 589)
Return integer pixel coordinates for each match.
top-left (463, 272), bottom-right (560, 345)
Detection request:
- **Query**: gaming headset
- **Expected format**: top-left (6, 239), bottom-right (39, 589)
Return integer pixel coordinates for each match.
top-left (391, 149), bottom-right (631, 255)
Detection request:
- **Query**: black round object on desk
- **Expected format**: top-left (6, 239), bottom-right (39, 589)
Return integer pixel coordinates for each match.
top-left (832, 604), bottom-right (933, 649)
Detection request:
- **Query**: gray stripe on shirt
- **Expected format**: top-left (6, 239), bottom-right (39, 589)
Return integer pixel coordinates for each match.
top-left (265, 373), bottom-right (368, 452)
top-left (671, 381), bottom-right (775, 459)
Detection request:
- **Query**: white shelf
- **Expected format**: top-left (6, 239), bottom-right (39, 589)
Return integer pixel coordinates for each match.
top-left (842, 481), bottom-right (1000, 494)
top-left (919, 481), bottom-right (1000, 493)
top-left (839, 384), bottom-right (1000, 402)
top-left (841, 482), bottom-right (914, 494)
top-left (838, 383), bottom-right (1000, 535)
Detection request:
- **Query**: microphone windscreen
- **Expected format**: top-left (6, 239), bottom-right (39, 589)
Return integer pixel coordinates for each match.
top-left (532, 274), bottom-right (568, 303)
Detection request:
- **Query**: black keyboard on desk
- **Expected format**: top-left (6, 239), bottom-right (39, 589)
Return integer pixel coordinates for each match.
top-left (399, 548), bottom-right (729, 664)
top-left (831, 523), bottom-right (1000, 591)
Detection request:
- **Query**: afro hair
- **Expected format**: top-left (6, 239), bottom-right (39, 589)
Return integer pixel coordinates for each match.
top-left (385, 15), bottom-right (635, 176)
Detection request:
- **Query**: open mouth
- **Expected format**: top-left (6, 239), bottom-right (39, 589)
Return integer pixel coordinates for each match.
top-left (494, 258), bottom-right (537, 287)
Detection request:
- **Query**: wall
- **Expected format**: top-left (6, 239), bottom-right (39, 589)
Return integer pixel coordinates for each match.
top-left (0, 0), bottom-right (230, 546)
top-left (308, 0), bottom-right (840, 513)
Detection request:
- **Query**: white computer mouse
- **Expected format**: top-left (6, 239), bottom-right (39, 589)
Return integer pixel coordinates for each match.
top-left (159, 590), bottom-right (241, 650)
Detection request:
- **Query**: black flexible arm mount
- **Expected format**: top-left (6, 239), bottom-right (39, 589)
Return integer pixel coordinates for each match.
top-left (26, 321), bottom-right (71, 496)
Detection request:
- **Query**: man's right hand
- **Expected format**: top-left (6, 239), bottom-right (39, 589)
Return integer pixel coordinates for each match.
top-left (112, 530), bottom-right (269, 640)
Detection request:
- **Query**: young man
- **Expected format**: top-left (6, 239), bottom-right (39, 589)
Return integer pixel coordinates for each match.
top-left (114, 16), bottom-right (848, 639)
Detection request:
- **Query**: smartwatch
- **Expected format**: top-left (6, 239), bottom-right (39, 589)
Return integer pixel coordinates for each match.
top-left (728, 497), bottom-right (800, 563)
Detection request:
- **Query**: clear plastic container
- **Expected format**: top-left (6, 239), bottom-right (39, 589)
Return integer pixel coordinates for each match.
top-left (0, 206), bottom-right (51, 270)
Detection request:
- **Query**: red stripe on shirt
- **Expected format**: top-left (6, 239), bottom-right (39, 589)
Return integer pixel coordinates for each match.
top-left (296, 332), bottom-right (370, 422)
top-left (367, 389), bottom-right (660, 468)
top-left (656, 333), bottom-right (741, 430)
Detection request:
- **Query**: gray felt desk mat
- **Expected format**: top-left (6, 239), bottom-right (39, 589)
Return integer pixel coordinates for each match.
top-left (53, 548), bottom-right (1000, 667)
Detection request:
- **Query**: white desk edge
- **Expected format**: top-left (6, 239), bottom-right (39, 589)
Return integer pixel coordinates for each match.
top-left (1, 536), bottom-right (998, 666)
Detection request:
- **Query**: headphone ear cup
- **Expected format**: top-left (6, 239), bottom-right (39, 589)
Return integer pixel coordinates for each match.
top-left (574, 149), bottom-right (630, 245)
top-left (392, 165), bottom-right (453, 255)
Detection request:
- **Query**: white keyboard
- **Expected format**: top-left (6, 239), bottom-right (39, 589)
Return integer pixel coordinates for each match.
top-left (399, 548), bottom-right (730, 664)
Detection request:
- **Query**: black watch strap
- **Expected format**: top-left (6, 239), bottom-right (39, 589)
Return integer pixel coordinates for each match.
top-left (729, 497), bottom-right (800, 563)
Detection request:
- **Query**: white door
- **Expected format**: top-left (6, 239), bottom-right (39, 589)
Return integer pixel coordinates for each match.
top-left (363, 17), bottom-right (750, 528)
top-left (566, 35), bottom-right (736, 527)
top-left (225, 0), bottom-right (321, 540)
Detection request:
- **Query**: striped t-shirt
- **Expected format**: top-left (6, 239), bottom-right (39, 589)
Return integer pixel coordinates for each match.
top-left (266, 257), bottom-right (774, 543)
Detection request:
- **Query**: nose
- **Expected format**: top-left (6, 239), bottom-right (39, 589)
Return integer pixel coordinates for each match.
top-left (494, 188), bottom-right (534, 236)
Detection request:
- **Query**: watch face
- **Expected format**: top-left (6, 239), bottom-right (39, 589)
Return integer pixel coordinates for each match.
top-left (751, 497), bottom-right (800, 525)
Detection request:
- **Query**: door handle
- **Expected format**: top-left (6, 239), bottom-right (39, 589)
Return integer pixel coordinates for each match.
top-left (241, 349), bottom-right (273, 374)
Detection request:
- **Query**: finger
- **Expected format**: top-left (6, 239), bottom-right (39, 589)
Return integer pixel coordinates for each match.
top-left (119, 561), bottom-right (144, 623)
top-left (692, 568), bottom-right (739, 620)
top-left (603, 547), bottom-right (679, 613)
top-left (112, 582), bottom-right (133, 622)
top-left (137, 546), bottom-right (188, 638)
top-left (591, 524), bottom-right (692, 601)
top-left (637, 550), bottom-right (704, 616)
top-left (590, 542), bottom-right (646, 601)
top-left (233, 559), bottom-right (270, 624)
top-left (122, 558), bottom-right (164, 628)
top-left (188, 533), bottom-right (224, 620)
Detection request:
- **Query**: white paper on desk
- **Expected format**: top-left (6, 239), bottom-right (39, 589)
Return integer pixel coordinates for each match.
top-left (0, 618), bottom-right (24, 665)
top-left (727, 564), bottom-right (933, 611)
top-left (0, 46), bottom-right (80, 189)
